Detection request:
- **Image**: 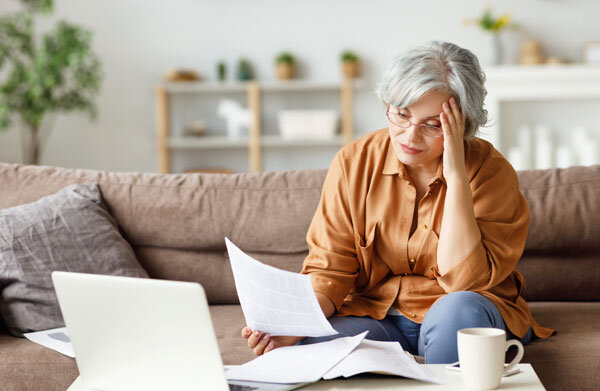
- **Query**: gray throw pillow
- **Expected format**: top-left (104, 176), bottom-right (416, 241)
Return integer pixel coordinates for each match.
top-left (0, 183), bottom-right (148, 337)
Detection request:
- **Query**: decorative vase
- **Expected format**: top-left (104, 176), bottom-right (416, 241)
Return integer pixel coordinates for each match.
top-left (488, 32), bottom-right (502, 65)
top-left (342, 62), bottom-right (359, 79)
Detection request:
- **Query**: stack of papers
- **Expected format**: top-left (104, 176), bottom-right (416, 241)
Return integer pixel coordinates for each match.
top-left (225, 331), bottom-right (441, 384)
top-left (225, 238), bottom-right (442, 384)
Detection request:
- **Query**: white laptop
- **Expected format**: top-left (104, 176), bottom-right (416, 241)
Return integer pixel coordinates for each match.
top-left (52, 271), bottom-right (309, 391)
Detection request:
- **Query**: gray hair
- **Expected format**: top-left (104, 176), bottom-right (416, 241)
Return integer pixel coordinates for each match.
top-left (375, 41), bottom-right (488, 138)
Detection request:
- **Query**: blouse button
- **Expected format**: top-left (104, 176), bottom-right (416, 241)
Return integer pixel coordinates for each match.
top-left (409, 258), bottom-right (416, 265)
top-left (411, 313), bottom-right (417, 318)
top-left (423, 224), bottom-right (428, 229)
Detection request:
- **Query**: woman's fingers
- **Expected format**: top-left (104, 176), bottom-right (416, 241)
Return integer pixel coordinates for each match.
top-left (440, 112), bottom-right (452, 139)
top-left (253, 333), bottom-right (271, 356)
top-left (449, 97), bottom-right (462, 123)
top-left (449, 97), bottom-right (466, 136)
top-left (247, 330), bottom-right (263, 348)
top-left (241, 326), bottom-right (252, 339)
top-left (442, 102), bottom-right (456, 128)
top-left (264, 339), bottom-right (276, 354)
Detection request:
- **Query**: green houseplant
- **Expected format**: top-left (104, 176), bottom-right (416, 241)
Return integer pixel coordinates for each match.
top-left (0, 0), bottom-right (102, 165)
top-left (236, 58), bottom-right (253, 81)
top-left (275, 52), bottom-right (295, 80)
top-left (340, 50), bottom-right (359, 79)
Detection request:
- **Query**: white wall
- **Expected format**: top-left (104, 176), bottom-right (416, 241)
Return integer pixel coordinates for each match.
top-left (0, 0), bottom-right (598, 172)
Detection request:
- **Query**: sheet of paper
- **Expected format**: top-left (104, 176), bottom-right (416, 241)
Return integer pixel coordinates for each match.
top-left (226, 331), bottom-right (368, 383)
top-left (24, 327), bottom-right (75, 357)
top-left (225, 237), bottom-right (337, 337)
top-left (322, 339), bottom-right (443, 384)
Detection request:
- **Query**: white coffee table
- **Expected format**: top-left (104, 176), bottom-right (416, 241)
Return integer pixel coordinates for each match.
top-left (298, 363), bottom-right (545, 390)
top-left (68, 363), bottom-right (545, 390)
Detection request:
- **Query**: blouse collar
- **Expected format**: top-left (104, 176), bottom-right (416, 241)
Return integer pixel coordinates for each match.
top-left (381, 136), bottom-right (446, 186)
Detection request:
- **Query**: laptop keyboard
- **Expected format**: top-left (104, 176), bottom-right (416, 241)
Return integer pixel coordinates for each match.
top-left (229, 384), bottom-right (259, 391)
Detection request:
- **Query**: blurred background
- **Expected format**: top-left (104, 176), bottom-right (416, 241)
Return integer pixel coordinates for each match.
top-left (0, 0), bottom-right (599, 173)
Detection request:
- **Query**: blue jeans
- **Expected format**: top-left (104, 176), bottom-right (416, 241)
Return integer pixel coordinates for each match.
top-left (298, 291), bottom-right (534, 364)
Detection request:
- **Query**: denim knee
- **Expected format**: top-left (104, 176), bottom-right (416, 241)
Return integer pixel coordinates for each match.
top-left (419, 291), bottom-right (505, 363)
top-left (426, 291), bottom-right (501, 326)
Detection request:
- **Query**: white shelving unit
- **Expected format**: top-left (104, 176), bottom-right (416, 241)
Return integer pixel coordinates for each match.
top-left (482, 65), bottom-right (600, 164)
top-left (156, 79), bottom-right (363, 173)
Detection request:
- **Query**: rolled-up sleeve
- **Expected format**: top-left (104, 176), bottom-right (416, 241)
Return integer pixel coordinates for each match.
top-left (301, 151), bottom-right (358, 311)
top-left (432, 153), bottom-right (530, 293)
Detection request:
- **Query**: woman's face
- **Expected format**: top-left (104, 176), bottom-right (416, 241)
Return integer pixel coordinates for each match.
top-left (387, 90), bottom-right (452, 174)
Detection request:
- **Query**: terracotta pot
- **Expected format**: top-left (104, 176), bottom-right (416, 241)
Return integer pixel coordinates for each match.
top-left (342, 62), bottom-right (359, 79)
top-left (276, 63), bottom-right (294, 80)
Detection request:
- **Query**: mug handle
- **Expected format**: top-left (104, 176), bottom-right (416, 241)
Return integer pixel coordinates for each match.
top-left (504, 339), bottom-right (524, 374)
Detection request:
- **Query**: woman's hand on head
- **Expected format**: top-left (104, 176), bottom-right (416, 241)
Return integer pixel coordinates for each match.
top-left (241, 326), bottom-right (305, 356)
top-left (440, 96), bottom-right (468, 184)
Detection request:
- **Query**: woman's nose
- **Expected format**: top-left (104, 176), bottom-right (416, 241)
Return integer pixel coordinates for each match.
top-left (405, 124), bottom-right (423, 142)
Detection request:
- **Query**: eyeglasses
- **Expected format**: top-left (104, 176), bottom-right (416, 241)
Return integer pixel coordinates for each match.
top-left (386, 110), bottom-right (443, 138)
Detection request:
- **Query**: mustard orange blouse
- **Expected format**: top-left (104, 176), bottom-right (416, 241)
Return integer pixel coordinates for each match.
top-left (301, 128), bottom-right (553, 339)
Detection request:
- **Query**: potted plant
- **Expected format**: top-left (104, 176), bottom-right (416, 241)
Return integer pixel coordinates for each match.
top-left (275, 52), bottom-right (295, 80)
top-left (463, 8), bottom-right (515, 65)
top-left (0, 0), bottom-right (103, 165)
top-left (341, 50), bottom-right (360, 79)
top-left (217, 61), bottom-right (227, 82)
top-left (236, 58), bottom-right (253, 81)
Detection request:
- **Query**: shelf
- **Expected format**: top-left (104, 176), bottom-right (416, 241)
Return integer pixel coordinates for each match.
top-left (157, 78), bottom-right (357, 173)
top-left (163, 82), bottom-right (247, 93)
top-left (166, 137), bottom-right (248, 149)
top-left (482, 64), bottom-right (600, 153)
top-left (166, 135), bottom-right (344, 149)
top-left (162, 79), bottom-right (365, 94)
top-left (485, 64), bottom-right (600, 80)
top-left (261, 135), bottom-right (344, 147)
top-left (485, 64), bottom-right (600, 100)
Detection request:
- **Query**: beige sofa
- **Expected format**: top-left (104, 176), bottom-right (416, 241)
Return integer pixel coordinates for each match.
top-left (0, 162), bottom-right (599, 391)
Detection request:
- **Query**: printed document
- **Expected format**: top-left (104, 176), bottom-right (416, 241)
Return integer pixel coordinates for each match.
top-left (226, 332), bottom-right (441, 384)
top-left (226, 332), bottom-right (368, 383)
top-left (225, 237), bottom-right (337, 337)
top-left (24, 327), bottom-right (75, 357)
top-left (323, 338), bottom-right (442, 383)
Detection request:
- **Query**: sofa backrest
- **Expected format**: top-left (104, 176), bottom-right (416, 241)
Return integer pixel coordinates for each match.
top-left (0, 162), bottom-right (325, 305)
top-left (0, 162), bottom-right (599, 304)
top-left (517, 165), bottom-right (600, 301)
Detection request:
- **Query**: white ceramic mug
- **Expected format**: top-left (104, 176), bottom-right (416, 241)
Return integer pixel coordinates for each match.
top-left (457, 327), bottom-right (524, 390)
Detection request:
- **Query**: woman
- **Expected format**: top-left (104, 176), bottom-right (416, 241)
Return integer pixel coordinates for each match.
top-left (241, 41), bottom-right (553, 363)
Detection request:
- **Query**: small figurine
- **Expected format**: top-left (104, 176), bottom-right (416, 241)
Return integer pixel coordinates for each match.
top-left (519, 40), bottom-right (546, 65)
top-left (217, 99), bottom-right (252, 139)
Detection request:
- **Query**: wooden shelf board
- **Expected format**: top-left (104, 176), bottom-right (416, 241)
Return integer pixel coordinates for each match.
top-left (261, 135), bottom-right (344, 147)
top-left (166, 135), bottom-right (344, 149)
top-left (162, 79), bottom-right (365, 94)
top-left (167, 136), bottom-right (248, 149)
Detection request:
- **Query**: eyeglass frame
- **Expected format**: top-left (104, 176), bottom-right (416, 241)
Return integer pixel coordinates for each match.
top-left (385, 109), bottom-right (444, 138)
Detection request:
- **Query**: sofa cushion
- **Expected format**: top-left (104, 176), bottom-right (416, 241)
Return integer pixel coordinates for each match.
top-left (1, 302), bottom-right (598, 391)
top-left (210, 305), bottom-right (256, 366)
top-left (516, 165), bottom-right (600, 301)
top-left (212, 302), bottom-right (600, 390)
top-left (525, 302), bottom-right (600, 391)
top-left (0, 183), bottom-right (148, 337)
top-left (516, 253), bottom-right (600, 301)
top-left (0, 333), bottom-right (78, 391)
top-left (518, 165), bottom-right (600, 253)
